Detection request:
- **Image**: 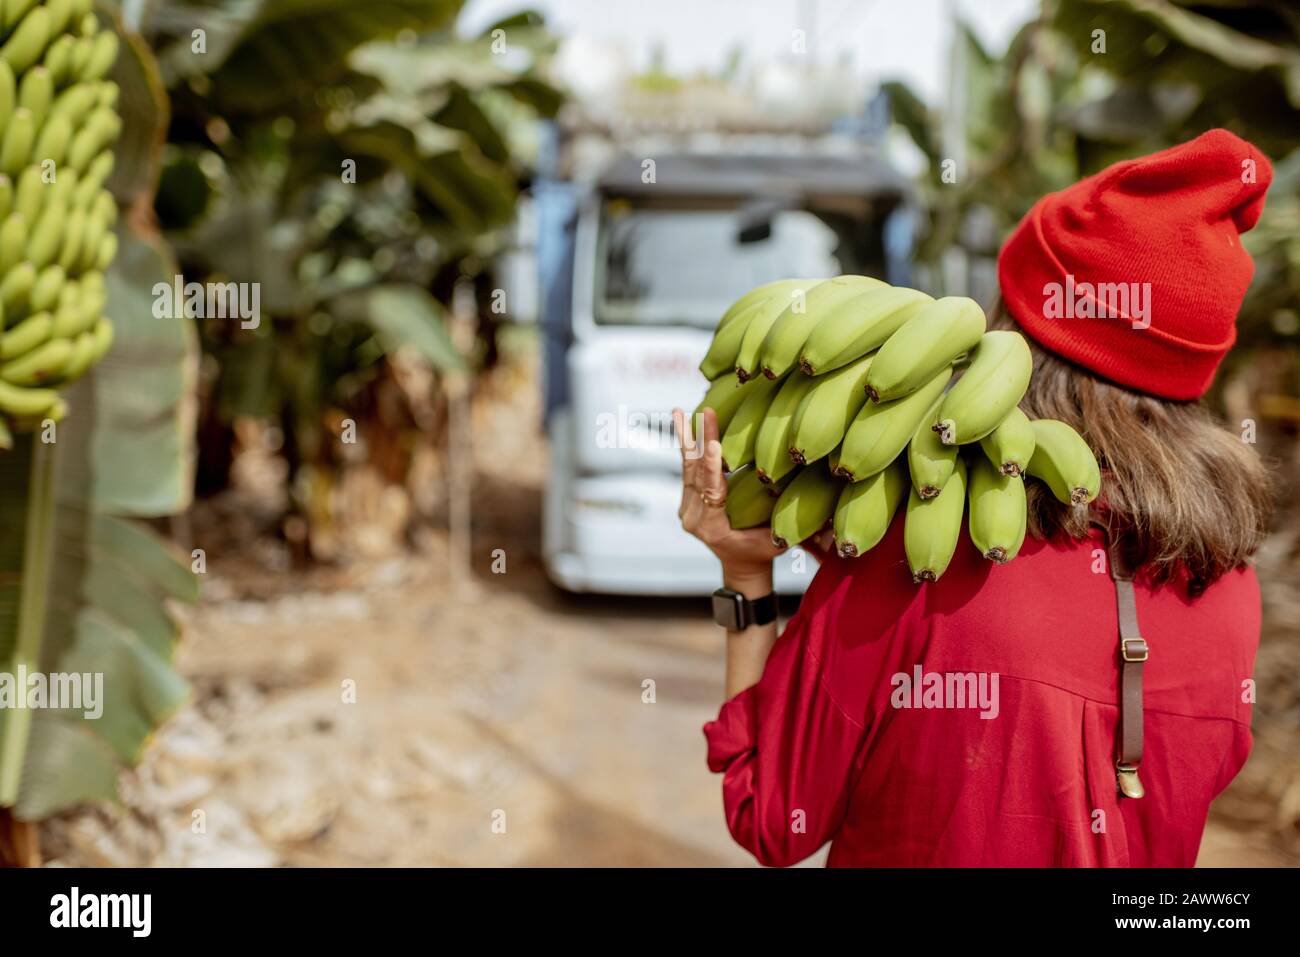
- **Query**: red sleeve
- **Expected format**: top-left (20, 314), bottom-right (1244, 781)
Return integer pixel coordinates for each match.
top-left (703, 593), bottom-right (868, 867)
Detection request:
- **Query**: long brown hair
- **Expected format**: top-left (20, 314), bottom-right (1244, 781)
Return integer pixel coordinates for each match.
top-left (988, 301), bottom-right (1274, 592)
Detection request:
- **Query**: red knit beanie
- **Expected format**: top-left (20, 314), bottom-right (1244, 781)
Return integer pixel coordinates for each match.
top-left (997, 129), bottom-right (1272, 400)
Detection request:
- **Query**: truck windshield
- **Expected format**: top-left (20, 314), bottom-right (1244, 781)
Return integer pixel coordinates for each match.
top-left (594, 204), bottom-right (860, 328)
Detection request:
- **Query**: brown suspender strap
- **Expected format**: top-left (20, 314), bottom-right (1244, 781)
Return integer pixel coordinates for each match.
top-left (1106, 534), bottom-right (1148, 799)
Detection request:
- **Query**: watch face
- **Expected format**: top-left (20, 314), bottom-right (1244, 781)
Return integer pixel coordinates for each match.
top-left (712, 591), bottom-right (741, 629)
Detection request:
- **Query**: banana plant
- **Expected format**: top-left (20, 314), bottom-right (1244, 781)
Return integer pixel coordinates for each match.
top-left (133, 0), bottom-right (562, 551)
top-left (0, 4), bottom-right (197, 849)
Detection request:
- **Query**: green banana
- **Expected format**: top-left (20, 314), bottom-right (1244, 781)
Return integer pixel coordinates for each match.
top-left (979, 406), bottom-right (1036, 477)
top-left (904, 457), bottom-right (968, 583)
top-left (0, 59), bottom-right (13, 130)
top-left (76, 272), bottom-right (103, 332)
top-left (13, 161), bottom-right (37, 218)
top-left (968, 455), bottom-right (1028, 563)
top-left (42, 34), bottom-right (72, 86)
top-left (0, 259), bottom-right (33, 311)
top-left (45, 0), bottom-right (73, 37)
top-left (753, 371), bottom-right (816, 485)
top-left (47, 164), bottom-right (75, 208)
top-left (758, 275), bottom-right (883, 380)
top-left (77, 205), bottom-right (104, 271)
top-left (56, 204), bottom-right (82, 269)
top-left (799, 286), bottom-right (932, 375)
top-left (68, 34), bottom-right (91, 78)
top-left (700, 278), bottom-right (808, 379)
top-left (838, 365), bottom-right (950, 482)
top-left (67, 109), bottom-right (119, 170)
top-left (77, 10), bottom-right (96, 37)
top-left (93, 229), bottom-right (114, 270)
top-left (50, 298), bottom-right (76, 336)
top-left (827, 442), bottom-right (845, 477)
top-left (29, 262), bottom-right (61, 312)
top-left (0, 308), bottom-right (48, 358)
top-left (91, 184), bottom-right (113, 223)
top-left (0, 414), bottom-right (10, 448)
top-left (864, 296), bottom-right (985, 402)
top-left (0, 334), bottom-right (71, 384)
top-left (0, 173), bottom-right (10, 219)
top-left (2, 0), bottom-right (40, 34)
top-left (49, 79), bottom-right (93, 123)
top-left (734, 280), bottom-right (824, 381)
top-left (719, 371), bottom-right (786, 471)
top-left (31, 109), bottom-right (69, 165)
top-left (54, 324), bottom-right (95, 382)
top-left (908, 396), bottom-right (957, 499)
top-left (933, 330), bottom-right (1032, 445)
top-left (1025, 419), bottom-right (1101, 506)
top-left (0, 6), bottom-right (48, 75)
top-left (770, 461), bottom-right (842, 549)
top-left (27, 194), bottom-right (65, 267)
top-left (725, 466), bottom-right (784, 529)
top-left (80, 28), bottom-right (116, 82)
top-left (0, 377), bottom-right (56, 416)
top-left (75, 148), bottom-right (111, 197)
top-left (0, 104), bottom-right (33, 175)
top-left (699, 297), bottom-right (764, 379)
top-left (787, 352), bottom-right (873, 466)
top-left (0, 209), bottom-right (22, 270)
top-left (17, 62), bottom-right (49, 127)
top-left (694, 371), bottom-right (759, 436)
top-left (85, 314), bottom-right (112, 363)
top-left (834, 458), bottom-right (906, 557)
top-left (97, 79), bottom-right (117, 109)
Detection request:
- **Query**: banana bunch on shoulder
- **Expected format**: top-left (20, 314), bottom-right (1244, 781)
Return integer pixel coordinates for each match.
top-left (695, 276), bottom-right (1101, 582)
top-left (0, 0), bottom-right (119, 445)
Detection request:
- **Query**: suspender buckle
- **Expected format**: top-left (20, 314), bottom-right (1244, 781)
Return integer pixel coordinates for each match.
top-left (1116, 762), bottom-right (1145, 799)
top-left (1121, 638), bottom-right (1148, 662)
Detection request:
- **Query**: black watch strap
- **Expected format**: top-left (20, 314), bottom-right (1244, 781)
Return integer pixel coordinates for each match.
top-left (711, 588), bottom-right (777, 631)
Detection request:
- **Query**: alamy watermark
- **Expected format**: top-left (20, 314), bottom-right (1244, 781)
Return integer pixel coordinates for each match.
top-left (596, 406), bottom-right (705, 458)
top-left (0, 667), bottom-right (104, 719)
top-left (1043, 274), bottom-right (1151, 330)
top-left (153, 276), bottom-right (260, 329)
top-left (890, 665), bottom-right (1000, 719)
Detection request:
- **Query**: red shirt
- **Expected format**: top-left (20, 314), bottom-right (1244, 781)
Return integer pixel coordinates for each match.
top-left (704, 518), bottom-right (1259, 867)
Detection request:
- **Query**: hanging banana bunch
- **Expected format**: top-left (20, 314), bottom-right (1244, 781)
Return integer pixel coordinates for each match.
top-left (0, 0), bottom-right (119, 443)
top-left (694, 276), bottom-right (1102, 583)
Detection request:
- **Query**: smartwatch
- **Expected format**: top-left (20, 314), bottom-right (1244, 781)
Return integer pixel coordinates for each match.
top-left (711, 587), bottom-right (778, 631)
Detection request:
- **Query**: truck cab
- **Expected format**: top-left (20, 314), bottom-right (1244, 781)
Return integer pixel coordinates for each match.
top-left (541, 151), bottom-right (911, 594)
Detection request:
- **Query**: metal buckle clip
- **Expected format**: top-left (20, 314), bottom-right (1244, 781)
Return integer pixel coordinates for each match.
top-left (1116, 762), bottom-right (1145, 799)
top-left (1121, 638), bottom-right (1148, 662)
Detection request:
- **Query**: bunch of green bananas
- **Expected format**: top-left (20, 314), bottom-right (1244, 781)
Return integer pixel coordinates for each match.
top-left (0, 0), bottom-right (119, 445)
top-left (695, 276), bottom-right (1102, 583)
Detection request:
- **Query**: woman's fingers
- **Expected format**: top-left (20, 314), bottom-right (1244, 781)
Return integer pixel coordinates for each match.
top-left (700, 406), bottom-right (721, 446)
top-left (700, 438), bottom-right (727, 504)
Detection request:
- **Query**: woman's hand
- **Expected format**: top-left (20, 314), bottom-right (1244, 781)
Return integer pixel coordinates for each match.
top-left (672, 407), bottom-right (785, 587)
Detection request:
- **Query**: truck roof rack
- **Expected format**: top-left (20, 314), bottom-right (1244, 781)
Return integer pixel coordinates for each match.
top-left (594, 151), bottom-right (909, 200)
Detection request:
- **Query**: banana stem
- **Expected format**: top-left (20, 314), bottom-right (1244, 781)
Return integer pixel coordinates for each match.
top-left (0, 433), bottom-right (60, 807)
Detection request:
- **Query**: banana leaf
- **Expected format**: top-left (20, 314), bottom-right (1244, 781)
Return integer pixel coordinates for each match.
top-left (151, 0), bottom-right (464, 113)
top-left (362, 284), bottom-right (461, 372)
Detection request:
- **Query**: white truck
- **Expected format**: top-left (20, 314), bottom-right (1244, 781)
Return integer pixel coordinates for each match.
top-left (540, 150), bottom-right (912, 594)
